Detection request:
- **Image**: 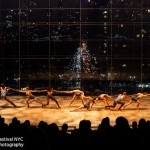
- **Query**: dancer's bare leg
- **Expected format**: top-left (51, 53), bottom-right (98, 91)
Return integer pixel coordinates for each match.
top-left (70, 105), bottom-right (83, 112)
top-left (118, 102), bottom-right (125, 110)
top-left (69, 95), bottom-right (76, 106)
top-left (26, 98), bottom-right (30, 107)
top-left (51, 98), bottom-right (61, 108)
top-left (123, 100), bottom-right (132, 109)
top-left (34, 98), bottom-right (44, 108)
top-left (46, 98), bottom-right (49, 105)
top-left (136, 100), bottom-right (140, 109)
top-left (5, 97), bottom-right (17, 108)
top-left (103, 98), bottom-right (110, 108)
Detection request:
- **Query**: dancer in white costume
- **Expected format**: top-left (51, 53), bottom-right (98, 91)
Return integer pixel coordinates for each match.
top-left (107, 92), bottom-right (127, 110)
top-left (0, 84), bottom-right (17, 108)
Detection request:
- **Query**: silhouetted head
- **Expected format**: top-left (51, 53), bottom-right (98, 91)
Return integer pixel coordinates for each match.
top-left (61, 123), bottom-right (68, 132)
top-left (115, 116), bottom-right (130, 129)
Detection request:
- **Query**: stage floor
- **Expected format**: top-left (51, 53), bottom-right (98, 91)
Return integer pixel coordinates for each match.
top-left (0, 95), bottom-right (150, 128)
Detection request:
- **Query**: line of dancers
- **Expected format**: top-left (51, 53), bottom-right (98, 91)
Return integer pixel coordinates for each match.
top-left (0, 84), bottom-right (150, 111)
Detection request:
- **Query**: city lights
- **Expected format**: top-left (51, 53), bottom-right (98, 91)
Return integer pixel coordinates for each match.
top-left (0, 0), bottom-right (150, 93)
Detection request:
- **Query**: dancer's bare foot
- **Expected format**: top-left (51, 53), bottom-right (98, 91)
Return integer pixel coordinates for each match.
top-left (42, 104), bottom-right (47, 108)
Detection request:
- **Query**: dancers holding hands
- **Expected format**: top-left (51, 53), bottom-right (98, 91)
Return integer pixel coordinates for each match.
top-left (2, 84), bottom-right (150, 110)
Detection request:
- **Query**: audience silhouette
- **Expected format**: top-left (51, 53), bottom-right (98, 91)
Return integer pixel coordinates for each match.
top-left (0, 115), bottom-right (149, 150)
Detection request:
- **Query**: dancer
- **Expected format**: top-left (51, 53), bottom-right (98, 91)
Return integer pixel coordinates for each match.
top-left (96, 93), bottom-right (111, 109)
top-left (70, 96), bottom-right (96, 111)
top-left (59, 89), bottom-right (85, 106)
top-left (0, 84), bottom-right (17, 108)
top-left (123, 92), bottom-right (149, 109)
top-left (15, 87), bottom-right (44, 108)
top-left (39, 87), bottom-right (61, 108)
top-left (107, 92), bottom-right (127, 110)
